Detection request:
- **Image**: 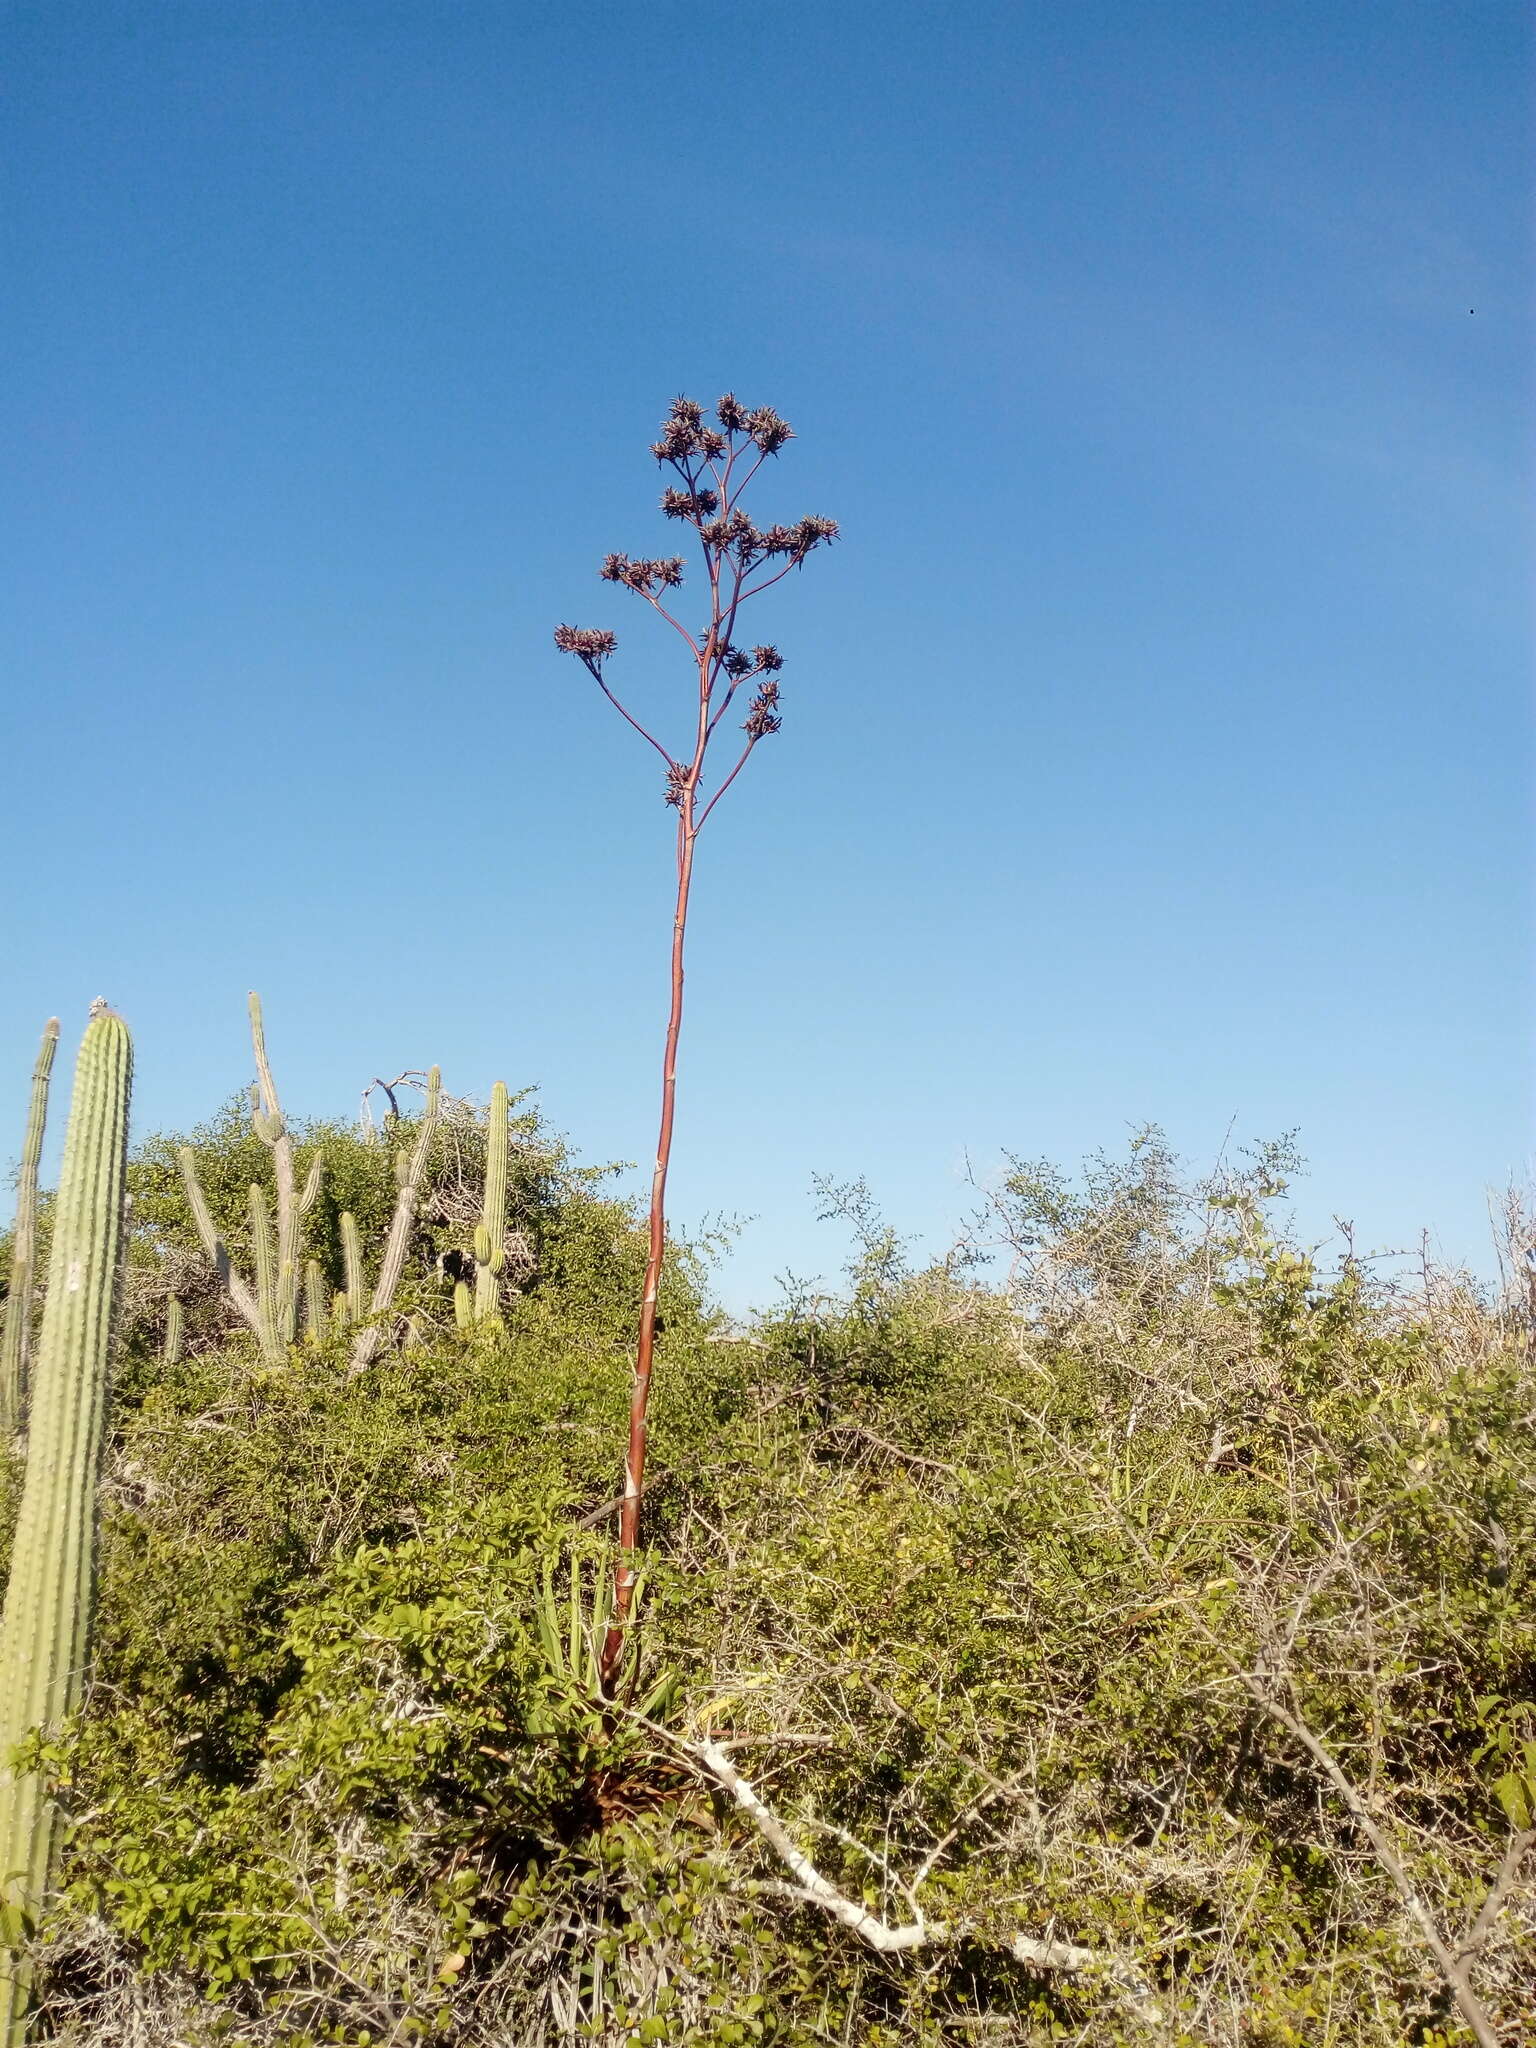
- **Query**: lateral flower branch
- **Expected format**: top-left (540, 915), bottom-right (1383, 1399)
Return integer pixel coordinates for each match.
top-left (555, 394), bottom-right (837, 1685)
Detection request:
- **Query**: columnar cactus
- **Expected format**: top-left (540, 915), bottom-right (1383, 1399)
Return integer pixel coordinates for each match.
top-left (349, 1067), bottom-right (440, 1370)
top-left (303, 1261), bottom-right (327, 1341)
top-left (248, 993), bottom-right (324, 1344)
top-left (248, 1184), bottom-right (278, 1359)
top-left (0, 1003), bottom-right (132, 2043)
top-left (176, 995), bottom-right (324, 1364)
top-left (473, 1081), bottom-right (509, 1326)
top-left (340, 1213), bottom-right (365, 1324)
top-left (177, 1000), bottom-right (439, 1371)
top-left (161, 1297), bottom-right (184, 1368)
top-left (0, 1021), bottom-right (60, 1435)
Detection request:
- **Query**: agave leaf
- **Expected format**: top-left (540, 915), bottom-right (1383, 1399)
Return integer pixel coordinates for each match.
top-left (534, 1565), bottom-right (564, 1676)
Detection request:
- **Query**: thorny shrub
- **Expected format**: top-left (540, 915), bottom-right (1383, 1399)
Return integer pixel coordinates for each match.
top-left (0, 1112), bottom-right (1531, 2044)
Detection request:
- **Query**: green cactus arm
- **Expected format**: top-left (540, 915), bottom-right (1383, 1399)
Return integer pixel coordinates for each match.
top-left (247, 1184), bottom-right (281, 1361)
top-left (174, 1003), bottom-right (316, 1355)
top-left (350, 1067), bottom-right (441, 1370)
top-left (176, 1146), bottom-right (263, 1337)
top-left (247, 992), bottom-right (286, 1132)
top-left (340, 1213), bottom-right (365, 1321)
top-left (303, 1261), bottom-right (327, 1340)
top-left (0, 1020), bottom-right (60, 1435)
top-left (161, 1296), bottom-right (184, 1367)
top-left (248, 994), bottom-right (302, 1346)
top-left (0, 1004), bottom-right (132, 2043)
top-left (473, 1080), bottom-right (510, 1325)
top-left (453, 1280), bottom-right (473, 1330)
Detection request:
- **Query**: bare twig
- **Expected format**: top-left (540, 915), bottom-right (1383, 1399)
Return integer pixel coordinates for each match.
top-left (359, 1070), bottom-right (430, 1142)
top-left (1456, 1828), bottom-right (1534, 1963)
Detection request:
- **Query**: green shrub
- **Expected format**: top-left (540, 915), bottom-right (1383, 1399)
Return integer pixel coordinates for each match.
top-left (0, 1122), bottom-right (1528, 2044)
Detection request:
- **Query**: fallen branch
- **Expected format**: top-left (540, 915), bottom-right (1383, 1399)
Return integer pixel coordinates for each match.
top-left (692, 1737), bottom-right (1164, 2025)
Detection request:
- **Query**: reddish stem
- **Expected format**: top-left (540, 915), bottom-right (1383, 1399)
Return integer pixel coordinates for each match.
top-left (602, 781), bottom-right (698, 1683)
top-left (590, 409), bottom-right (829, 1691)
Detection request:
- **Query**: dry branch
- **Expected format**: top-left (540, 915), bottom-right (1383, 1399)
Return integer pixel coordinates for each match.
top-left (1458, 1829), bottom-right (1535, 1965)
top-left (691, 1736), bottom-right (1166, 2026)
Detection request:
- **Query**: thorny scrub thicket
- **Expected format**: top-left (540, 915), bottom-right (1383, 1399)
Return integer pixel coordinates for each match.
top-left (0, 1098), bottom-right (1531, 2046)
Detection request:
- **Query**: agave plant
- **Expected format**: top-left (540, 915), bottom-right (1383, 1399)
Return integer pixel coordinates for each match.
top-left (555, 394), bottom-right (837, 1681)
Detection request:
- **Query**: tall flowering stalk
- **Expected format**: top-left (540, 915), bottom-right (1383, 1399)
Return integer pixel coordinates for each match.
top-left (556, 394), bottom-right (837, 1682)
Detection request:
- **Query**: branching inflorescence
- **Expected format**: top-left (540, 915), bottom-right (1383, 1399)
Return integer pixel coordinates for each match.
top-left (555, 395), bottom-right (837, 1684)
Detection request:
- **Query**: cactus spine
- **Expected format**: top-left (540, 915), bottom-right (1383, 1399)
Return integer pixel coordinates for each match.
top-left (0, 1004), bottom-right (132, 2043)
top-left (1, 1022), bottom-right (60, 1436)
top-left (473, 1082), bottom-right (509, 1326)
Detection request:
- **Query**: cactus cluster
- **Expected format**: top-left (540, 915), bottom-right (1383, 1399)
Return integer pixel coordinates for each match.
top-left (0, 1005), bottom-right (132, 2043)
top-left (0, 999), bottom-right (502, 2033)
top-left (0, 1021), bottom-right (60, 1437)
top-left (177, 996), bottom-right (441, 1371)
top-left (177, 994), bottom-right (324, 1364)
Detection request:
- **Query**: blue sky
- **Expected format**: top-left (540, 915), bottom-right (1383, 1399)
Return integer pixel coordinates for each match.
top-left (3, 1), bottom-right (1531, 1307)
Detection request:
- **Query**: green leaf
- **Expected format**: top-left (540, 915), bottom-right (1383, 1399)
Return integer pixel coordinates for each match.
top-left (1493, 1771), bottom-right (1533, 1831)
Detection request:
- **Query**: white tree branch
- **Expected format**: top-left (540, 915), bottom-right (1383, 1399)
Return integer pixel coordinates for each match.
top-left (694, 1739), bottom-right (1164, 2023)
